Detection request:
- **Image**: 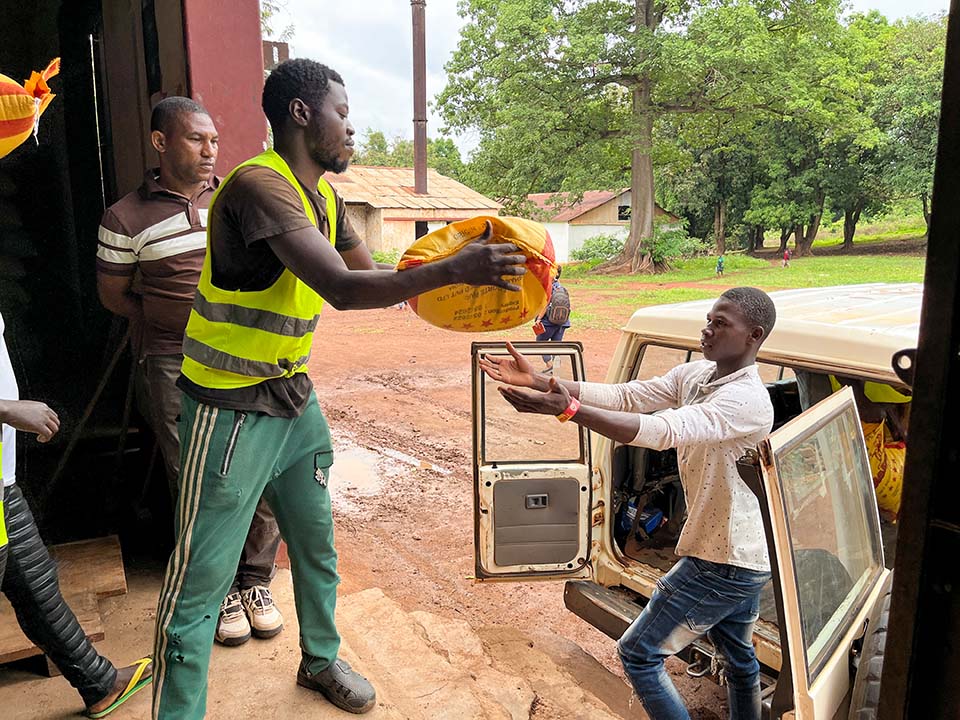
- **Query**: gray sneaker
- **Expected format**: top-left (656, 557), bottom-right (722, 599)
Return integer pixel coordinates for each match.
top-left (297, 657), bottom-right (376, 714)
top-left (215, 591), bottom-right (251, 646)
top-left (241, 585), bottom-right (284, 639)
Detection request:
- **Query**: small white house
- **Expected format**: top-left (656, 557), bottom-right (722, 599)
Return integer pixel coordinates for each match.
top-left (526, 190), bottom-right (679, 262)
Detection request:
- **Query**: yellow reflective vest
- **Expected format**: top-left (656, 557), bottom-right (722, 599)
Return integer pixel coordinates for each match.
top-left (828, 375), bottom-right (911, 404)
top-left (181, 149), bottom-right (337, 390)
top-left (1, 442), bottom-right (7, 548)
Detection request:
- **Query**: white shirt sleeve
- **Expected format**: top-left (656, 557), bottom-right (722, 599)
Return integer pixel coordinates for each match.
top-left (629, 387), bottom-right (771, 450)
top-left (578, 365), bottom-right (682, 413)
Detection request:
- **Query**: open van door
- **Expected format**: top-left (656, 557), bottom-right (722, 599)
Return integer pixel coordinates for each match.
top-left (471, 341), bottom-right (593, 581)
top-left (740, 387), bottom-right (891, 719)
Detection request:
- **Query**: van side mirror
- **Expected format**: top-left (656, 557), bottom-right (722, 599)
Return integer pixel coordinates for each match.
top-left (892, 348), bottom-right (916, 390)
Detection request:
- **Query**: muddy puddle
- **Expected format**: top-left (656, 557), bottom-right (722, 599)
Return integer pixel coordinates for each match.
top-left (328, 431), bottom-right (450, 514)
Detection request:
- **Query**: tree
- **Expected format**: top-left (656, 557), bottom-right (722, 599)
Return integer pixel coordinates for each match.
top-left (875, 15), bottom-right (947, 234)
top-left (733, 2), bottom-right (887, 258)
top-left (821, 12), bottom-right (896, 250)
top-left (657, 114), bottom-right (768, 255)
top-left (261, 0), bottom-right (294, 42)
top-left (440, 0), bottom-right (853, 271)
top-left (352, 129), bottom-right (466, 181)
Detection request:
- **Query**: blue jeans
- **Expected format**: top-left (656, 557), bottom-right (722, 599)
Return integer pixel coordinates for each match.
top-left (536, 322), bottom-right (567, 363)
top-left (617, 556), bottom-right (771, 720)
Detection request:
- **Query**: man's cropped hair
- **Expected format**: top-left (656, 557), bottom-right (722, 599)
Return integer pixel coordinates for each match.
top-left (262, 59), bottom-right (344, 130)
top-left (721, 287), bottom-right (777, 340)
top-left (151, 96), bottom-right (209, 134)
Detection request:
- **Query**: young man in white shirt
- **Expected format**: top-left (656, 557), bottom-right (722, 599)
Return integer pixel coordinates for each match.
top-left (481, 287), bottom-right (777, 720)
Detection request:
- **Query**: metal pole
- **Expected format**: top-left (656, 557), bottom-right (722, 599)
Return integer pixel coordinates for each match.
top-left (411, 0), bottom-right (428, 195)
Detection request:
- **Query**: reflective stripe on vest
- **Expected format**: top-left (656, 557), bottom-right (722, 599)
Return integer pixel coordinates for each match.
top-left (181, 149), bottom-right (337, 389)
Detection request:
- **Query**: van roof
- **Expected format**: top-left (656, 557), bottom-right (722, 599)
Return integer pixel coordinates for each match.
top-left (623, 283), bottom-right (921, 383)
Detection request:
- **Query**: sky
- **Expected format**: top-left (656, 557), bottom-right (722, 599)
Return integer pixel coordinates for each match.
top-left (272, 0), bottom-right (949, 157)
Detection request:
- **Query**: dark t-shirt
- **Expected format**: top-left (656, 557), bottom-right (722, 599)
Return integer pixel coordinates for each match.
top-left (177, 165), bottom-right (363, 417)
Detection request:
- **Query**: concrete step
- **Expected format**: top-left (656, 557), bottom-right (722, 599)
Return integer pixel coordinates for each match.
top-left (338, 587), bottom-right (632, 720)
top-left (0, 571), bottom-right (634, 719)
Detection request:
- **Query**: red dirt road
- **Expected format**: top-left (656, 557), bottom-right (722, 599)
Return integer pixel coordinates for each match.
top-left (307, 301), bottom-right (727, 719)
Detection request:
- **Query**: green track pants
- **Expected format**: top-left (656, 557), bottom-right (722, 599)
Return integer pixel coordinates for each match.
top-left (152, 390), bottom-right (339, 720)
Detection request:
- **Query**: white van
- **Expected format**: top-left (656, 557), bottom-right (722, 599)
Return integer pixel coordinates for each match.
top-left (471, 283), bottom-right (920, 720)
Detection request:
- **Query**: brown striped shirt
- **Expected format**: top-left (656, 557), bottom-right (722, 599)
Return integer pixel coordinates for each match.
top-left (96, 170), bottom-right (219, 356)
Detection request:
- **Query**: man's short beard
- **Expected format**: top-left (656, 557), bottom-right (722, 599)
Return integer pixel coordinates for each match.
top-left (323, 157), bottom-right (350, 174)
top-left (314, 148), bottom-right (349, 174)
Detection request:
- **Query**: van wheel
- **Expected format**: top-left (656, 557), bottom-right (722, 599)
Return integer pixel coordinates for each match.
top-left (848, 575), bottom-right (893, 719)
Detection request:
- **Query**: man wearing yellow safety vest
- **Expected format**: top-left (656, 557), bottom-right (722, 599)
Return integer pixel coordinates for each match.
top-left (151, 58), bottom-right (527, 719)
top-left (0, 312), bottom-right (152, 717)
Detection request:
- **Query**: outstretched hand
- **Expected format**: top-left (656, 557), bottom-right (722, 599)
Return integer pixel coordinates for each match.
top-left (479, 341), bottom-right (539, 388)
top-left (452, 220), bottom-right (527, 291)
top-left (0, 400), bottom-right (60, 442)
top-left (498, 376), bottom-right (571, 417)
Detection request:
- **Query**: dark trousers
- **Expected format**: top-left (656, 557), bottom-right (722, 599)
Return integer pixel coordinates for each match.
top-left (231, 498), bottom-right (281, 592)
top-left (137, 354), bottom-right (280, 590)
top-left (1, 484), bottom-right (117, 707)
top-left (536, 322), bottom-right (568, 363)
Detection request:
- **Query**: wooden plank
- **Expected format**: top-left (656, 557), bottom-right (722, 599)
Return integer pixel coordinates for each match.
top-left (49, 535), bottom-right (126, 599)
top-left (0, 591), bottom-right (103, 666)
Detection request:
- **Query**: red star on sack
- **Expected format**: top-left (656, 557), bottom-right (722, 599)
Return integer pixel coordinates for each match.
top-left (461, 322), bottom-right (474, 329)
top-left (500, 316), bottom-right (512, 324)
top-left (481, 319), bottom-right (494, 327)
top-left (520, 308), bottom-right (529, 318)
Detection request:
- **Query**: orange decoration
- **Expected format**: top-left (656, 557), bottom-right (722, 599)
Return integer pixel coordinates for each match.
top-left (0, 58), bottom-right (60, 159)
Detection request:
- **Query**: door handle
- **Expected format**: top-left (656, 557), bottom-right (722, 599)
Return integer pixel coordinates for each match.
top-left (525, 494), bottom-right (548, 509)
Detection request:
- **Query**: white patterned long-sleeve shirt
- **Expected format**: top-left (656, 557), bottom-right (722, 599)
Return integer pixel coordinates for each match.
top-left (579, 360), bottom-right (773, 571)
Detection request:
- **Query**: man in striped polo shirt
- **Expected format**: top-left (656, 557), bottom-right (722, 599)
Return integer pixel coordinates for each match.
top-left (96, 97), bottom-right (285, 648)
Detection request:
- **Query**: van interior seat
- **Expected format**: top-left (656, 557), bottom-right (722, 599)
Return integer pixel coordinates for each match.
top-left (766, 378), bottom-right (802, 429)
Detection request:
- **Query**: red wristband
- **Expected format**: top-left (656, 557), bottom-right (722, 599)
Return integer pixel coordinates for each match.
top-left (556, 397), bottom-right (581, 423)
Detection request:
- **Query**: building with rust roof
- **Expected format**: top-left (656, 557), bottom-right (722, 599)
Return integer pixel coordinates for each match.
top-left (325, 166), bottom-right (502, 254)
top-left (526, 190), bottom-right (679, 261)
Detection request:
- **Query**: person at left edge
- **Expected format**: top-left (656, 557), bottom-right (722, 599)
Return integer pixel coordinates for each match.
top-left (0, 312), bottom-right (152, 718)
top-left (96, 97), bottom-right (286, 647)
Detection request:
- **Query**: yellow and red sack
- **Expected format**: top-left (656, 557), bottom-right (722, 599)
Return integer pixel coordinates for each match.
top-left (397, 216), bottom-right (556, 332)
top-left (0, 58), bottom-right (60, 159)
top-left (862, 420), bottom-right (905, 517)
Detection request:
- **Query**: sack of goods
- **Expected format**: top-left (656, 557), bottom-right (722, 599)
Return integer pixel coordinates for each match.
top-left (397, 216), bottom-right (557, 332)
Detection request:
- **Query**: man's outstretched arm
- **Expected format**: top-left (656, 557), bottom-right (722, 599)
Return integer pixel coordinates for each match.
top-left (498, 378), bottom-right (768, 450)
top-left (480, 341), bottom-right (679, 413)
top-left (267, 221), bottom-right (526, 310)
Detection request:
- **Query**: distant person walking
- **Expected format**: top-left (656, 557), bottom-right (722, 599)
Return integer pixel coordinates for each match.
top-left (533, 266), bottom-right (572, 372)
top-left (782, 248), bottom-right (790, 268)
top-left (715, 254), bottom-right (725, 277)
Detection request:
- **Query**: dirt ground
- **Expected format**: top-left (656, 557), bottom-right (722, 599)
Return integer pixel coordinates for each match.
top-left (309, 296), bottom-right (728, 719)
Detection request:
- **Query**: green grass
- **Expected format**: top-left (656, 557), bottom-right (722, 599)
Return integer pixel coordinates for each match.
top-left (809, 230), bottom-right (925, 249)
top-left (762, 216), bottom-right (927, 250)
top-left (712, 255), bottom-right (924, 288)
top-left (561, 253), bottom-right (925, 330)
top-left (564, 254), bottom-right (924, 290)
top-left (371, 249), bottom-right (402, 265)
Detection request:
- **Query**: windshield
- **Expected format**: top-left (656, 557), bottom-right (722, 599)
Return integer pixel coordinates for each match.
top-left (772, 400), bottom-right (884, 681)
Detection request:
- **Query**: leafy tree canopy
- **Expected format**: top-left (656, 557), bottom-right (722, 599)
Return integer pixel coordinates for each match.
top-left (352, 129), bottom-right (466, 181)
